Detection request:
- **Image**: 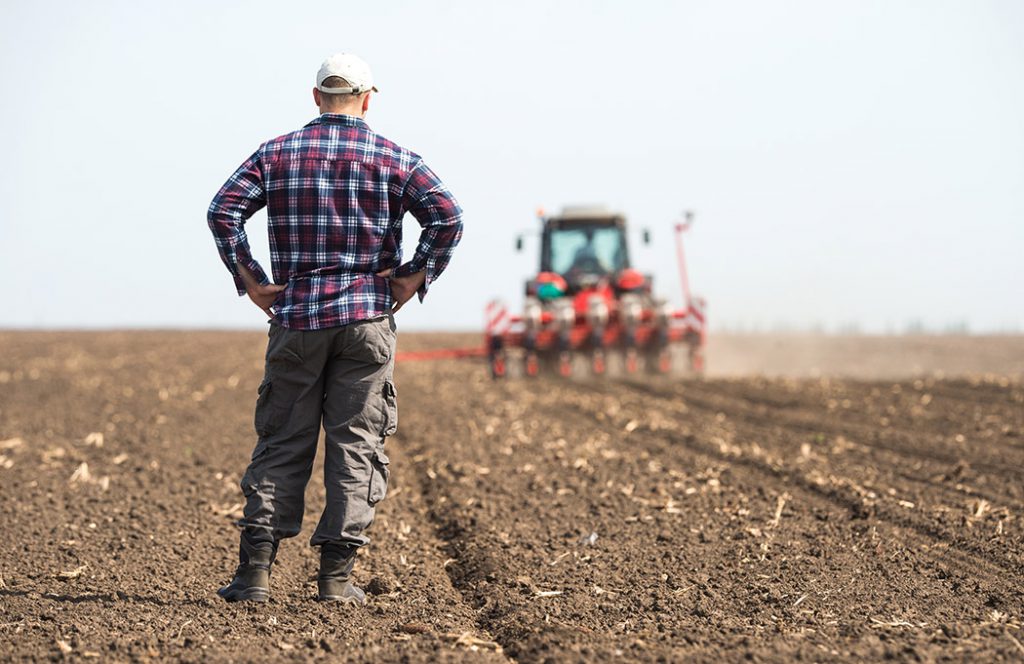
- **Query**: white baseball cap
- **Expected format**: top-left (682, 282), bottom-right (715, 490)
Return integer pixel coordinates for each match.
top-left (316, 53), bottom-right (378, 95)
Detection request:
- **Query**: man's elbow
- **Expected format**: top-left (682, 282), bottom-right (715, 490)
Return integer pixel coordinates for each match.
top-left (207, 199), bottom-right (237, 232)
top-left (451, 204), bottom-right (465, 232)
top-left (207, 200), bottom-right (222, 230)
top-left (444, 200), bottom-right (464, 230)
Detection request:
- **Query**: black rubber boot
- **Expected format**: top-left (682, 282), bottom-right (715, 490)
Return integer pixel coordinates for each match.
top-left (217, 530), bottom-right (278, 603)
top-left (317, 543), bottom-right (366, 605)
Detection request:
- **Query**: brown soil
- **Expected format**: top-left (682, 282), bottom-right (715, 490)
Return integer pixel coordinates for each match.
top-left (1, 331), bottom-right (1022, 662)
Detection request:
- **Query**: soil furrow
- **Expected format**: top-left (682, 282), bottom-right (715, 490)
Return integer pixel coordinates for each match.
top-left (622, 379), bottom-right (1024, 514)
top-left (557, 379), bottom-right (1024, 582)
top-left (619, 378), bottom-right (1024, 500)
top-left (656, 382), bottom-right (1024, 478)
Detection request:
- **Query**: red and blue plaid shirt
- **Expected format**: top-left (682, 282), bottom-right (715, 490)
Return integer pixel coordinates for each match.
top-left (208, 113), bottom-right (463, 330)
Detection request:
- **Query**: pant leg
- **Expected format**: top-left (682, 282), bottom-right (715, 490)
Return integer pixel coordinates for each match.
top-left (311, 314), bottom-right (397, 547)
top-left (238, 323), bottom-right (329, 541)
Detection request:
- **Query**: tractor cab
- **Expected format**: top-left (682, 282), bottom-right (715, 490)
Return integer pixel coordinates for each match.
top-left (522, 207), bottom-right (644, 296)
top-left (542, 211), bottom-right (629, 290)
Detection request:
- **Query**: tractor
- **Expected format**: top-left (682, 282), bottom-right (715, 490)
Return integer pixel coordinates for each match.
top-left (486, 206), bottom-right (705, 378)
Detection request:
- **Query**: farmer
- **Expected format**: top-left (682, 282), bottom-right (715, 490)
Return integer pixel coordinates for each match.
top-left (207, 53), bottom-right (463, 604)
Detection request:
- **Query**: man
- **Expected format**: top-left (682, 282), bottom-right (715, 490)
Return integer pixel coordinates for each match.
top-left (207, 53), bottom-right (463, 604)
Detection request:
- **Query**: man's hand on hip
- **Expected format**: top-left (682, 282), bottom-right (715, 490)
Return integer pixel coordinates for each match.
top-left (238, 264), bottom-right (286, 318)
top-left (376, 269), bottom-right (425, 313)
top-left (247, 282), bottom-right (286, 318)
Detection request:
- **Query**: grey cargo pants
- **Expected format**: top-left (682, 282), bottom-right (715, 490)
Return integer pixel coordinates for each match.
top-left (237, 314), bottom-right (397, 548)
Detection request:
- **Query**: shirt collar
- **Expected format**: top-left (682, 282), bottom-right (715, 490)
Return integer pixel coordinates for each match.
top-left (306, 113), bottom-right (369, 129)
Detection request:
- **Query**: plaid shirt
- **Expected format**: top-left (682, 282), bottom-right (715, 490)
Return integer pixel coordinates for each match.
top-left (208, 114), bottom-right (463, 330)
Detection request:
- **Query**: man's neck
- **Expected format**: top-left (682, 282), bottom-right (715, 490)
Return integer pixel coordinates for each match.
top-left (320, 108), bottom-right (364, 118)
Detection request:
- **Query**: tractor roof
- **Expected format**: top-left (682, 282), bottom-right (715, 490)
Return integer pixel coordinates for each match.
top-left (547, 205), bottom-right (625, 227)
top-left (557, 205), bottom-right (620, 219)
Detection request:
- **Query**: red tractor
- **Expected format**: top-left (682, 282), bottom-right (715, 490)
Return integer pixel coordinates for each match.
top-left (486, 206), bottom-right (705, 378)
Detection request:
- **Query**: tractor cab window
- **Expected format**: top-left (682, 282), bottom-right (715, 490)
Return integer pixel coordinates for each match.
top-left (549, 227), bottom-right (626, 277)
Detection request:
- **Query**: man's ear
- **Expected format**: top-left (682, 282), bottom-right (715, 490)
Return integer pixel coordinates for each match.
top-left (361, 92), bottom-right (371, 114)
top-left (312, 87), bottom-right (322, 108)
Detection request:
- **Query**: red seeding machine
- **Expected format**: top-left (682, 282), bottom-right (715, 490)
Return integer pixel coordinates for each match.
top-left (485, 206), bottom-right (706, 378)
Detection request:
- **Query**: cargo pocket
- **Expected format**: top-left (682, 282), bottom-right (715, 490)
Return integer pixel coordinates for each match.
top-left (367, 448), bottom-right (391, 506)
top-left (267, 324), bottom-right (303, 364)
top-left (253, 377), bottom-right (292, 438)
top-left (381, 380), bottom-right (398, 437)
top-left (345, 316), bottom-right (393, 365)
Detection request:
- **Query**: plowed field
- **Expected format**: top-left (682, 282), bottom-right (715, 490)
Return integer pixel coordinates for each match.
top-left (1, 332), bottom-right (1022, 662)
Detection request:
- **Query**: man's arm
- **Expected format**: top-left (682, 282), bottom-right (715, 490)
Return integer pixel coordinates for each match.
top-left (207, 150), bottom-right (273, 296)
top-left (386, 160), bottom-right (463, 309)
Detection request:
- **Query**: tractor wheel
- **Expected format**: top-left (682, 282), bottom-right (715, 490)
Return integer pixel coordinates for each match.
top-left (558, 352), bottom-right (573, 378)
top-left (657, 348), bottom-right (672, 374)
top-left (490, 351), bottom-right (507, 379)
top-left (689, 344), bottom-right (705, 376)
top-left (625, 349), bottom-right (639, 374)
top-left (525, 352), bottom-right (539, 377)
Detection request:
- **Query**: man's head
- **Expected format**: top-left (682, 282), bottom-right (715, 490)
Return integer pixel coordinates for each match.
top-left (313, 53), bottom-right (377, 117)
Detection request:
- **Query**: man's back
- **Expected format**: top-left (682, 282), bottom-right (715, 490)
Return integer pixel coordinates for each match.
top-left (209, 114), bottom-right (462, 329)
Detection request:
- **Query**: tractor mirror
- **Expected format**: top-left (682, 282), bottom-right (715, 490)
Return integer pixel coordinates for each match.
top-left (515, 235), bottom-right (524, 252)
top-left (642, 229), bottom-right (651, 245)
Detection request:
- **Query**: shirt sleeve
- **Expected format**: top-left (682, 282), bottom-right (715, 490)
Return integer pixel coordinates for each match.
top-left (392, 159), bottom-right (464, 301)
top-left (207, 149), bottom-right (270, 296)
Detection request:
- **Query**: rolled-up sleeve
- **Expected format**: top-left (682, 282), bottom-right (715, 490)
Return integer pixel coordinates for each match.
top-left (207, 150), bottom-right (270, 295)
top-left (393, 160), bottom-right (464, 301)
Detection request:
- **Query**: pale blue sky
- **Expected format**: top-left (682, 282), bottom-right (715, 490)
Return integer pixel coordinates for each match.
top-left (1, 1), bottom-right (1022, 332)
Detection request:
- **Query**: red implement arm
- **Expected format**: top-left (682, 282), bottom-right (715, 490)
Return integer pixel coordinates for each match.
top-left (396, 347), bottom-right (487, 362)
top-left (675, 211), bottom-right (695, 311)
